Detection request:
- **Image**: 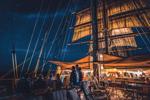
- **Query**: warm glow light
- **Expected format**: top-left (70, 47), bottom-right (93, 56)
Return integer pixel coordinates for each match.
top-left (112, 28), bottom-right (133, 35)
top-left (100, 54), bottom-right (103, 58)
top-left (56, 66), bottom-right (62, 74)
top-left (72, 1), bottom-right (147, 42)
top-left (101, 64), bottom-right (104, 70)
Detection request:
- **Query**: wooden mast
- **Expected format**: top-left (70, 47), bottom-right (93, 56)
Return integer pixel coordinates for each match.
top-left (91, 0), bottom-right (109, 77)
top-left (102, 0), bottom-right (109, 54)
top-left (91, 0), bottom-right (99, 77)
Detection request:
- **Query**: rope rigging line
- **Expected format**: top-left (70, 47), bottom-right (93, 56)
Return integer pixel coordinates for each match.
top-left (14, 54), bottom-right (18, 79)
top-left (62, 11), bottom-right (75, 60)
top-left (26, 0), bottom-right (63, 74)
top-left (21, 0), bottom-right (44, 74)
top-left (131, 0), bottom-right (150, 46)
top-left (114, 0), bottom-right (150, 56)
top-left (40, 48), bottom-right (46, 73)
top-left (42, 0), bottom-right (73, 68)
top-left (38, 0), bottom-right (69, 71)
top-left (36, 1), bottom-right (64, 74)
top-left (126, 1), bottom-right (150, 52)
top-left (55, 11), bottom-right (76, 61)
top-left (0, 57), bottom-right (31, 79)
top-left (134, 0), bottom-right (150, 26)
top-left (107, 0), bottom-right (150, 57)
top-left (37, 5), bottom-right (71, 71)
top-left (40, 36), bottom-right (66, 74)
top-left (46, 0), bottom-right (72, 60)
top-left (55, 28), bottom-right (68, 60)
top-left (138, 9), bottom-right (150, 48)
top-left (34, 31), bottom-right (48, 74)
top-left (12, 53), bottom-right (16, 80)
top-left (37, 0), bottom-right (73, 74)
top-left (53, 36), bottom-right (63, 58)
top-left (54, 24), bottom-right (68, 59)
top-left (56, 14), bottom-right (72, 59)
top-left (43, 0), bottom-right (65, 51)
top-left (139, 27), bottom-right (150, 46)
top-left (129, 14), bottom-right (150, 53)
top-left (26, 5), bottom-right (50, 73)
top-left (40, 37), bottom-right (63, 74)
top-left (36, 31), bottom-right (53, 74)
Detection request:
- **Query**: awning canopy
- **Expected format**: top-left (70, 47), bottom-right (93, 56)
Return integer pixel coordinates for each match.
top-left (49, 56), bottom-right (92, 70)
top-left (103, 54), bottom-right (150, 69)
top-left (49, 54), bottom-right (150, 70)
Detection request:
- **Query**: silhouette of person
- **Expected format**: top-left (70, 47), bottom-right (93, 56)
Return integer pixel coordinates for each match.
top-left (55, 74), bottom-right (62, 90)
top-left (70, 66), bottom-right (76, 86)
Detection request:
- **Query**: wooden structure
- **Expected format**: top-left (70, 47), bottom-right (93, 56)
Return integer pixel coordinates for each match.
top-left (73, 0), bottom-right (150, 56)
top-left (50, 0), bottom-right (150, 76)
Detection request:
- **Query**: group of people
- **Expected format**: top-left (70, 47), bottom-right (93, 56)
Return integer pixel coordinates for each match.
top-left (70, 65), bottom-right (83, 87)
top-left (16, 64), bottom-right (83, 98)
top-left (16, 73), bottom-right (62, 97)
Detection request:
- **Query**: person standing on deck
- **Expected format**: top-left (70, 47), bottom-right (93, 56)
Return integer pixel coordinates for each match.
top-left (78, 67), bottom-right (83, 84)
top-left (70, 66), bottom-right (76, 87)
top-left (70, 65), bottom-right (83, 87)
top-left (55, 74), bottom-right (63, 90)
top-left (75, 65), bottom-right (80, 86)
top-left (75, 65), bottom-right (83, 86)
top-left (47, 74), bottom-right (53, 88)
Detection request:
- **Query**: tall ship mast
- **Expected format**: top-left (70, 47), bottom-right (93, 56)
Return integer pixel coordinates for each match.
top-left (50, 0), bottom-right (150, 77)
top-left (73, 0), bottom-right (150, 56)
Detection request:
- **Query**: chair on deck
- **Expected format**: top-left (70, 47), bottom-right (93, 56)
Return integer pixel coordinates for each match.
top-left (82, 81), bottom-right (108, 100)
top-left (137, 85), bottom-right (150, 100)
top-left (91, 77), bottom-right (110, 98)
top-left (67, 88), bottom-right (80, 100)
top-left (52, 89), bottom-right (68, 100)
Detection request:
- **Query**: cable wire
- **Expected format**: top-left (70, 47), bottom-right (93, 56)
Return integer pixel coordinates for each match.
top-left (26, 5), bottom-right (50, 73)
top-left (21, 0), bottom-right (44, 74)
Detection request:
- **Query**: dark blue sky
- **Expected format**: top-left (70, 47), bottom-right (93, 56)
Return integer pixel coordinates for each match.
top-left (0, 0), bottom-right (90, 73)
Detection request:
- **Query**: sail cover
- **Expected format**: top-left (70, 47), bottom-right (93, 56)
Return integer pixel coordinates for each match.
top-left (73, 0), bottom-right (150, 42)
top-left (49, 54), bottom-right (121, 70)
top-left (72, 0), bottom-right (150, 57)
top-left (49, 54), bottom-right (150, 70)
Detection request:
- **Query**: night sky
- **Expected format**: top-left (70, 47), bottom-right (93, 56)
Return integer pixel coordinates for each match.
top-left (0, 0), bottom-right (90, 74)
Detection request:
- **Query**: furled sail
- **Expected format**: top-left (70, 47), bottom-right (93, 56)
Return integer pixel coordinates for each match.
top-left (73, 0), bottom-right (149, 41)
top-left (72, 0), bottom-right (150, 57)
